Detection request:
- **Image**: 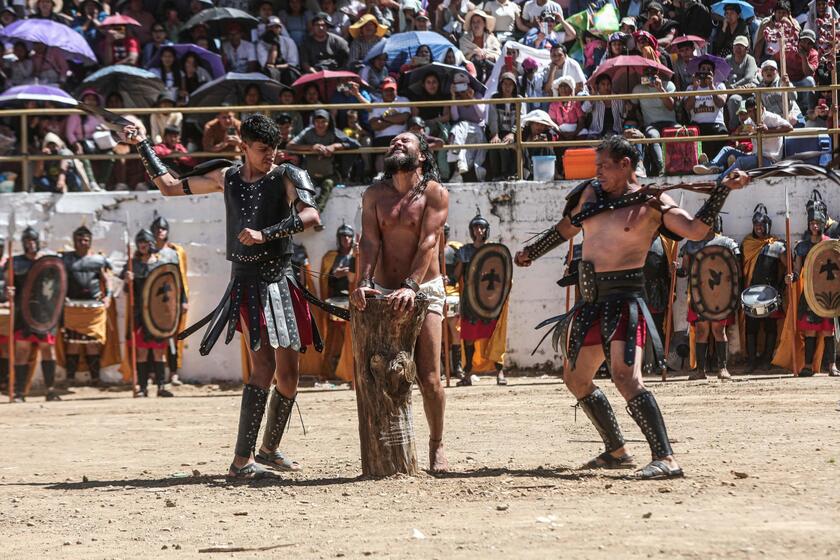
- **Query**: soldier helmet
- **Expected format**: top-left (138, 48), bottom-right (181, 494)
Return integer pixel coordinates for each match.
top-left (73, 224), bottom-right (92, 238)
top-left (21, 226), bottom-right (39, 243)
top-left (468, 211), bottom-right (490, 241)
top-left (751, 204), bottom-right (772, 234)
top-left (336, 223), bottom-right (354, 238)
top-left (151, 213), bottom-right (170, 234)
top-left (135, 228), bottom-right (155, 244)
top-left (806, 190), bottom-right (827, 225)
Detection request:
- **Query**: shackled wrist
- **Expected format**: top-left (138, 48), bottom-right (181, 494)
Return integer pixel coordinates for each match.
top-left (358, 278), bottom-right (374, 289)
top-left (401, 278), bottom-right (420, 293)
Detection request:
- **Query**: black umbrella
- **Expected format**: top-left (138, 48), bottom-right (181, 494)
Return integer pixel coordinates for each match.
top-left (75, 65), bottom-right (164, 108)
top-left (183, 7), bottom-right (258, 34)
top-left (189, 72), bottom-right (285, 107)
top-left (405, 62), bottom-right (486, 99)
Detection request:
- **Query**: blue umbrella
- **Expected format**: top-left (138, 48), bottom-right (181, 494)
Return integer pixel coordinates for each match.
top-left (75, 65), bottom-right (165, 108)
top-left (147, 44), bottom-right (225, 79)
top-left (0, 85), bottom-right (77, 106)
top-left (363, 31), bottom-right (455, 71)
top-left (711, 1), bottom-right (755, 21)
top-left (0, 19), bottom-right (97, 64)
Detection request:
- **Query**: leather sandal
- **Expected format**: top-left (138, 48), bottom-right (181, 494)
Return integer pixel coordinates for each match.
top-left (582, 451), bottom-right (637, 470)
top-left (227, 462), bottom-right (274, 481)
top-left (256, 449), bottom-right (302, 472)
top-left (632, 459), bottom-right (684, 480)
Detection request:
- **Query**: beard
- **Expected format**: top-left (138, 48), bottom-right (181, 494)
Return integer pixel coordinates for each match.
top-left (384, 151), bottom-right (419, 174)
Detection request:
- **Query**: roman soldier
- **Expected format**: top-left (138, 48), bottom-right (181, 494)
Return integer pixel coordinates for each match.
top-left (677, 216), bottom-right (740, 380)
top-left (60, 225), bottom-right (113, 386)
top-left (453, 212), bottom-right (508, 386)
top-left (10, 227), bottom-right (59, 402)
top-left (740, 204), bottom-right (786, 371)
top-left (0, 235), bottom-right (8, 393)
top-left (320, 223), bottom-right (355, 379)
top-left (150, 213), bottom-right (189, 386)
top-left (442, 223), bottom-right (464, 378)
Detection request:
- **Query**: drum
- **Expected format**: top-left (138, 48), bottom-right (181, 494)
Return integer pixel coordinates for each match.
top-left (740, 285), bottom-right (782, 318)
top-left (65, 299), bottom-right (104, 309)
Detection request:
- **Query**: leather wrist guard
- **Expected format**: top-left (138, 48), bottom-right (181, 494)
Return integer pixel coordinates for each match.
top-left (261, 212), bottom-right (304, 242)
top-left (524, 227), bottom-right (566, 261)
top-left (695, 183), bottom-right (731, 228)
top-left (401, 278), bottom-right (420, 293)
top-left (137, 139), bottom-right (169, 179)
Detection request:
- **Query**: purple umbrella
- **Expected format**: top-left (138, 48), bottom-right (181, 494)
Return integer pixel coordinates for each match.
top-left (0, 19), bottom-right (97, 64)
top-left (146, 44), bottom-right (225, 80)
top-left (0, 85), bottom-right (77, 106)
top-left (687, 54), bottom-right (731, 84)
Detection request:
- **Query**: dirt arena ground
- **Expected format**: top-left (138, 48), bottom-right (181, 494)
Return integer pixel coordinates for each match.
top-left (1, 373), bottom-right (839, 559)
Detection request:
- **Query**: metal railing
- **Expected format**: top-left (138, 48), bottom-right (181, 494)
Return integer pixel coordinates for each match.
top-left (1, 82), bottom-right (837, 191)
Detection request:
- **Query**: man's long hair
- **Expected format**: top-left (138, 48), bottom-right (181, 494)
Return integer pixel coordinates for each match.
top-left (383, 132), bottom-right (440, 198)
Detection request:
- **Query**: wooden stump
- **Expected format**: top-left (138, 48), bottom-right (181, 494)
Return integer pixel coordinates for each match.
top-left (350, 296), bottom-right (429, 477)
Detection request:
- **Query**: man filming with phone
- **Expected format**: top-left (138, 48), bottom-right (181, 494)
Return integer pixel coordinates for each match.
top-left (203, 109), bottom-right (242, 154)
top-left (630, 67), bottom-right (677, 177)
top-left (684, 60), bottom-right (728, 158)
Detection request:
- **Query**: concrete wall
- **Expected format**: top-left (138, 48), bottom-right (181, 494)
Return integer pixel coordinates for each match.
top-left (0, 175), bottom-right (833, 381)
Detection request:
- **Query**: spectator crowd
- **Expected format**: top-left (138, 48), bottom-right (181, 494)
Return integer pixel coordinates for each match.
top-left (0, 0), bottom-right (836, 196)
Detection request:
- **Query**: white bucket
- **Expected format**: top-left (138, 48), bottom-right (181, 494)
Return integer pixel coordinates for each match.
top-left (531, 155), bottom-right (556, 182)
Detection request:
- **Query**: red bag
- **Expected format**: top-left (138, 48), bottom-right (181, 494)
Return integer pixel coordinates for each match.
top-left (663, 126), bottom-right (701, 175)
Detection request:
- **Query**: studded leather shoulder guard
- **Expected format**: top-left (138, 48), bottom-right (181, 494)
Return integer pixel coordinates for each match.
top-left (562, 179), bottom-right (597, 218)
top-left (695, 183), bottom-right (731, 228)
top-left (280, 164), bottom-right (318, 209)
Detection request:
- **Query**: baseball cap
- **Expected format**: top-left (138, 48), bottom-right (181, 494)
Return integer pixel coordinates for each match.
top-left (275, 112), bottom-right (292, 124)
top-left (163, 124), bottom-right (181, 135)
top-left (311, 11), bottom-right (330, 24)
top-left (647, 2), bottom-right (664, 13)
top-left (620, 16), bottom-right (637, 28)
top-left (733, 35), bottom-right (749, 48)
top-left (799, 29), bottom-right (816, 43)
top-left (313, 109), bottom-right (330, 120)
top-left (761, 60), bottom-right (778, 70)
top-left (381, 77), bottom-right (397, 90)
top-left (415, 9), bottom-right (430, 21)
top-left (267, 15), bottom-right (282, 27)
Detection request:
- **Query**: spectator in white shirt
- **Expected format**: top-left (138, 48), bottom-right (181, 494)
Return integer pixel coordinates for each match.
top-left (541, 43), bottom-right (585, 96)
top-left (518, 0), bottom-right (562, 32)
top-left (257, 16), bottom-right (300, 85)
top-left (221, 23), bottom-right (258, 73)
top-left (482, 0), bottom-right (520, 42)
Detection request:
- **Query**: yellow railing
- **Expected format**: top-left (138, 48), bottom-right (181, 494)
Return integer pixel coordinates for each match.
top-left (1, 83), bottom-right (836, 191)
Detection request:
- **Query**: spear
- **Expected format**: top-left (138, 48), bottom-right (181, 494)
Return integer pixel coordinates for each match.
top-left (125, 212), bottom-right (138, 397)
top-left (661, 192), bottom-right (684, 382)
top-left (6, 210), bottom-right (14, 402)
top-left (438, 231), bottom-right (451, 387)
top-left (784, 184), bottom-right (799, 376)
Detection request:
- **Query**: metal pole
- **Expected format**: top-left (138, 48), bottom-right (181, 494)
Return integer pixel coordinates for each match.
top-left (784, 185), bottom-right (799, 376)
top-left (755, 93), bottom-right (765, 167)
top-left (125, 220), bottom-right (138, 396)
top-left (6, 211), bottom-right (15, 402)
top-left (515, 98), bottom-right (524, 180)
top-left (19, 115), bottom-right (29, 192)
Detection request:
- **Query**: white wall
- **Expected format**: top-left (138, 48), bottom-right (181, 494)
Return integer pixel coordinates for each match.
top-left (0, 175), bottom-right (832, 381)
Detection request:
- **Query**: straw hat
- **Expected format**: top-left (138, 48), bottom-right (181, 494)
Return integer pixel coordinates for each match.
top-left (349, 14), bottom-right (388, 39)
top-left (464, 8), bottom-right (495, 33)
top-left (28, 0), bottom-right (63, 14)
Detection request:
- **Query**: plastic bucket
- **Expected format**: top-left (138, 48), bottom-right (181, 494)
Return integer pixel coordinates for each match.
top-left (531, 155), bottom-right (556, 182)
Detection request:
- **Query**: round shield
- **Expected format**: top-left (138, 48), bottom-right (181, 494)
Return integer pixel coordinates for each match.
top-left (20, 255), bottom-right (67, 334)
top-left (141, 263), bottom-right (183, 338)
top-left (462, 243), bottom-right (513, 322)
top-left (689, 245), bottom-right (740, 321)
top-left (803, 239), bottom-right (840, 318)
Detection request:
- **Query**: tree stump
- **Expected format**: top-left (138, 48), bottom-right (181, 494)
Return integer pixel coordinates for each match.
top-left (350, 296), bottom-right (429, 477)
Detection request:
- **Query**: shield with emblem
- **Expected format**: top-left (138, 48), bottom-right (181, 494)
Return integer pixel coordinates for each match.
top-left (141, 263), bottom-right (183, 338)
top-left (689, 245), bottom-right (740, 321)
top-left (803, 239), bottom-right (840, 318)
top-left (462, 243), bottom-right (513, 322)
top-left (20, 255), bottom-right (67, 334)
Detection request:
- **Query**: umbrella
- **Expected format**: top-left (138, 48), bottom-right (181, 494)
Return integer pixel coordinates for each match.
top-left (589, 54), bottom-right (673, 94)
top-left (188, 72), bottom-right (284, 107)
top-left (711, 0), bottom-right (755, 21)
top-left (292, 70), bottom-right (365, 101)
top-left (75, 65), bottom-right (164, 108)
top-left (183, 7), bottom-right (258, 33)
top-left (405, 62), bottom-right (486, 98)
top-left (101, 14), bottom-right (140, 27)
top-left (0, 19), bottom-right (96, 64)
top-left (363, 31), bottom-right (455, 72)
top-left (0, 85), bottom-right (77, 106)
top-left (687, 54), bottom-right (731, 83)
top-left (147, 44), bottom-right (225, 79)
top-left (669, 35), bottom-right (707, 52)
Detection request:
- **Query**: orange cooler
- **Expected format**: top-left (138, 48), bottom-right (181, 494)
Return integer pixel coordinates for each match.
top-left (563, 148), bottom-right (597, 180)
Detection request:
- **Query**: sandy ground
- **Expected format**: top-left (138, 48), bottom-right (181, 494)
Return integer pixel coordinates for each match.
top-left (1, 373), bottom-right (839, 559)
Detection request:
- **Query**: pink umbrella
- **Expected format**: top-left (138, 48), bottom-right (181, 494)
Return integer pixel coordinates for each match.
top-left (589, 55), bottom-right (673, 94)
top-left (101, 14), bottom-right (141, 27)
top-left (669, 35), bottom-right (708, 52)
top-left (292, 70), bottom-right (367, 102)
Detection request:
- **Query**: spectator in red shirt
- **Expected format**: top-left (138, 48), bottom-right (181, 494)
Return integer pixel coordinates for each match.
top-left (101, 24), bottom-right (140, 65)
top-left (153, 125), bottom-right (197, 176)
top-left (779, 28), bottom-right (818, 111)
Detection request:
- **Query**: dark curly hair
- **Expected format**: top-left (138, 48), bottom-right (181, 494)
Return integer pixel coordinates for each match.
top-left (595, 135), bottom-right (639, 168)
top-left (241, 113), bottom-right (280, 147)
top-left (384, 132), bottom-right (440, 198)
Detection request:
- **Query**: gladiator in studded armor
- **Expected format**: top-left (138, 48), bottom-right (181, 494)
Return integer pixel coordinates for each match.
top-left (514, 136), bottom-right (751, 480)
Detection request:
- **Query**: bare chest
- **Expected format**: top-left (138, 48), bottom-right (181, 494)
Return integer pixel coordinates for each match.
top-left (376, 193), bottom-right (426, 233)
top-left (582, 202), bottom-right (659, 240)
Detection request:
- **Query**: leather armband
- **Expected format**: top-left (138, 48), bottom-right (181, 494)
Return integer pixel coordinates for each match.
top-left (137, 139), bottom-right (169, 179)
top-left (182, 178), bottom-right (192, 195)
top-left (695, 183), bottom-right (731, 228)
top-left (401, 278), bottom-right (420, 293)
top-left (260, 212), bottom-right (304, 242)
top-left (524, 227), bottom-right (566, 261)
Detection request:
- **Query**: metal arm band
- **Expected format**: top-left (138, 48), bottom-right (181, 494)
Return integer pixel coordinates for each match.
top-left (695, 183), bottom-right (731, 228)
top-left (137, 139), bottom-right (169, 179)
top-left (260, 212), bottom-right (304, 242)
top-left (401, 278), bottom-right (420, 293)
top-left (358, 278), bottom-right (374, 289)
top-left (524, 227), bottom-right (566, 261)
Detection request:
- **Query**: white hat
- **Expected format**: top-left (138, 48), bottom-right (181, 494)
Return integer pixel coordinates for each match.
top-left (523, 110), bottom-right (559, 130)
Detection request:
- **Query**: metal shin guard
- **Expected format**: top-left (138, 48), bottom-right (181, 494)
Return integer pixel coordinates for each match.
top-left (578, 387), bottom-right (626, 453)
top-left (153, 362), bottom-right (167, 388)
top-left (65, 354), bottom-right (79, 380)
top-left (463, 343), bottom-right (475, 374)
top-left (87, 354), bottom-right (101, 381)
top-left (823, 336), bottom-right (836, 368)
top-left (695, 342), bottom-right (708, 373)
top-left (14, 365), bottom-right (27, 396)
top-left (41, 360), bottom-right (56, 388)
top-left (627, 391), bottom-right (674, 460)
top-left (450, 345), bottom-right (463, 374)
top-left (234, 384), bottom-right (270, 458)
top-left (262, 388), bottom-right (296, 452)
top-left (715, 341), bottom-right (728, 370)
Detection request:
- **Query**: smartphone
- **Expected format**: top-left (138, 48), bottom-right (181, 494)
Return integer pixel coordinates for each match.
top-left (818, 98), bottom-right (828, 107)
top-left (640, 76), bottom-right (650, 86)
top-left (227, 126), bottom-right (236, 135)
top-left (454, 82), bottom-right (469, 93)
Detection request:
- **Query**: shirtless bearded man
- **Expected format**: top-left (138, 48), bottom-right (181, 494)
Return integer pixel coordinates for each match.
top-left (349, 132), bottom-right (450, 472)
top-left (515, 136), bottom-right (749, 479)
